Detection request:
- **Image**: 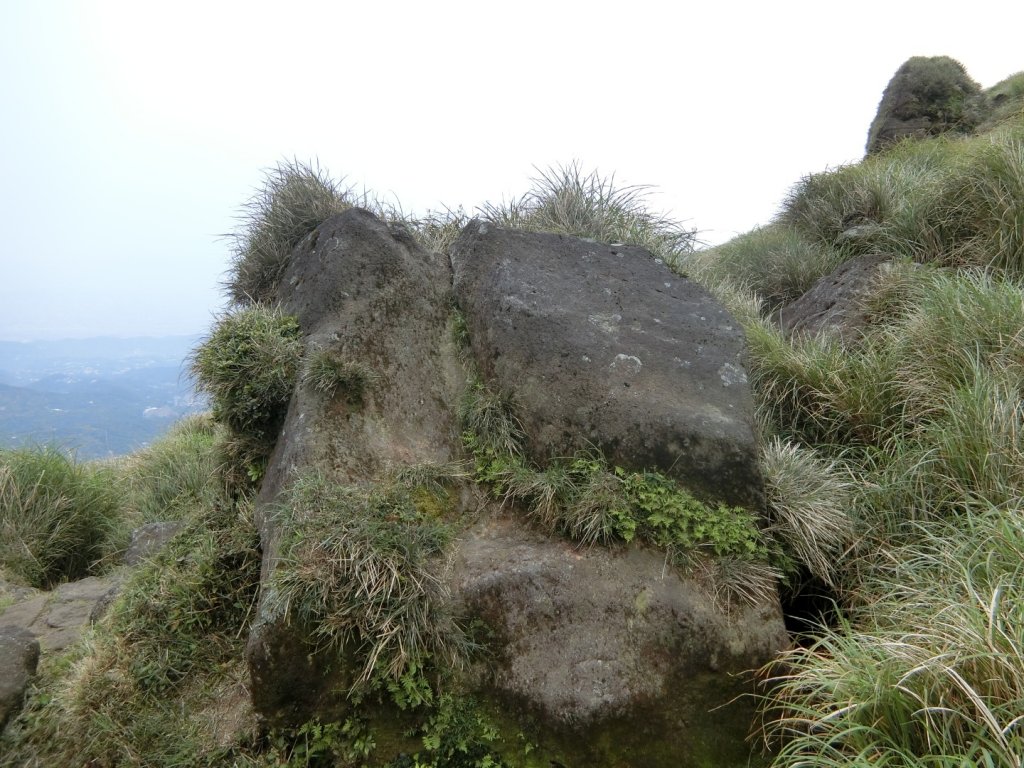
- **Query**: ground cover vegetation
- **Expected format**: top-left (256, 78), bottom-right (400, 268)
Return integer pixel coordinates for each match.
top-left (686, 99), bottom-right (1024, 766)
top-left (5, 82), bottom-right (1024, 764)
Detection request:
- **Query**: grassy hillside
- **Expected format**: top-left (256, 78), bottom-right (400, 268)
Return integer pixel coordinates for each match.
top-left (3, 73), bottom-right (1024, 766)
top-left (684, 88), bottom-right (1024, 766)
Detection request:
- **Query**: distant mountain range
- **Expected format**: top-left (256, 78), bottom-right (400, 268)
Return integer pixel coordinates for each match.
top-left (0, 336), bottom-right (208, 459)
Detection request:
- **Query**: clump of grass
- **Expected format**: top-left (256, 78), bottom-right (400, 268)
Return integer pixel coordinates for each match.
top-left (122, 414), bottom-right (221, 525)
top-left (892, 268), bottom-right (1024, 413)
top-left (743, 316), bottom-right (901, 446)
top-left (302, 348), bottom-right (379, 404)
top-left (0, 484), bottom-right (261, 766)
top-left (780, 138), bottom-right (964, 262)
top-left (267, 471), bottom-right (468, 685)
top-left (689, 224), bottom-right (846, 311)
top-left (0, 446), bottom-right (123, 588)
top-left (761, 504), bottom-right (1024, 767)
top-left (981, 71), bottom-right (1024, 129)
top-left (227, 159), bottom-right (372, 305)
top-left (947, 133), bottom-right (1024, 273)
top-left (760, 438), bottom-right (855, 586)
top-left (405, 206), bottom-right (473, 255)
top-left (190, 305), bottom-right (302, 475)
top-left (480, 162), bottom-right (698, 267)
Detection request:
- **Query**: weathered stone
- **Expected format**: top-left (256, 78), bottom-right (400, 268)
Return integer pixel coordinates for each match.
top-left (451, 220), bottom-right (764, 510)
top-left (246, 208), bottom-right (465, 726)
top-left (777, 253), bottom-right (893, 340)
top-left (0, 626), bottom-right (40, 730)
top-left (453, 514), bottom-right (788, 765)
top-left (866, 56), bottom-right (984, 154)
top-left (124, 521), bottom-right (185, 566)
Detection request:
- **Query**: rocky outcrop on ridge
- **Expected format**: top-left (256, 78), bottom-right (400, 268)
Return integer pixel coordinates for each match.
top-left (242, 209), bottom-right (786, 765)
top-left (866, 56), bottom-right (984, 154)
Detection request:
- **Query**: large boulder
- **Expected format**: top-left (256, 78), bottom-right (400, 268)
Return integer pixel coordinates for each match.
top-left (242, 212), bottom-right (784, 766)
top-left (866, 56), bottom-right (983, 154)
top-left (776, 253), bottom-right (894, 340)
top-left (453, 514), bottom-right (789, 766)
top-left (245, 208), bottom-right (465, 725)
top-left (450, 220), bottom-right (764, 510)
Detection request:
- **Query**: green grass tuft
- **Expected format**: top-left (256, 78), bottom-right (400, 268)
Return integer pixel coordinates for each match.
top-left (481, 162), bottom-right (698, 267)
top-left (301, 348), bottom-right (379, 404)
top-left (226, 159), bottom-right (370, 305)
top-left (190, 305), bottom-right (302, 452)
top-left (267, 471), bottom-right (468, 685)
top-left (0, 446), bottom-right (123, 588)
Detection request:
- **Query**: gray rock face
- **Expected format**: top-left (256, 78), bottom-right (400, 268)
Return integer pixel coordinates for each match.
top-left (0, 626), bottom-right (40, 730)
top-left (777, 253), bottom-right (893, 340)
top-left (453, 514), bottom-right (789, 764)
top-left (246, 208), bottom-right (465, 726)
top-left (451, 221), bottom-right (764, 510)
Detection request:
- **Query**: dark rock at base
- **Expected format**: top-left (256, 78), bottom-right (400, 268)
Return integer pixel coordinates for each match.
top-left (450, 220), bottom-right (764, 510)
top-left (453, 514), bottom-right (789, 766)
top-left (0, 626), bottom-right (40, 730)
top-left (777, 253), bottom-right (893, 340)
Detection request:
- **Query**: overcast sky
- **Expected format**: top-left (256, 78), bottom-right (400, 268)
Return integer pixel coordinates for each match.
top-left (1, 1), bottom-right (1021, 341)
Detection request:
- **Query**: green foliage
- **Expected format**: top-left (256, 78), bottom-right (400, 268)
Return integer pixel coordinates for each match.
top-left (190, 305), bottom-right (302, 469)
top-left (0, 488), bottom-right (262, 767)
top-left (227, 159), bottom-right (368, 305)
top-left (688, 224), bottom-right (846, 310)
top-left (481, 162), bottom-right (698, 267)
top-left (407, 694), bottom-right (507, 768)
top-left (459, 384), bottom-right (768, 566)
top-left (0, 446), bottom-right (123, 588)
top-left (121, 413), bottom-right (221, 525)
top-left (265, 718), bottom-right (375, 767)
top-left (302, 348), bottom-right (378, 404)
top-left (267, 471), bottom-right (468, 684)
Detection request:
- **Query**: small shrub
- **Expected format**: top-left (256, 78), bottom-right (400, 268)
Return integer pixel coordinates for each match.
top-left (190, 305), bottom-right (302, 445)
top-left (481, 162), bottom-right (698, 267)
top-left (0, 446), bottom-right (123, 588)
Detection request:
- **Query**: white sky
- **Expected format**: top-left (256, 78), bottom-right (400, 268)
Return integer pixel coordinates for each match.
top-left (1, 0), bottom-right (1021, 341)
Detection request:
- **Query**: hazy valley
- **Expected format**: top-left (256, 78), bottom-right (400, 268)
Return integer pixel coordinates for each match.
top-left (0, 336), bottom-right (207, 458)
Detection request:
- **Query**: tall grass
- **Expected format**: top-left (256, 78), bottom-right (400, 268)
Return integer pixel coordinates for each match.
top-left (481, 162), bottom-right (698, 267)
top-left (267, 471), bottom-right (467, 684)
top-left (227, 159), bottom-right (371, 305)
top-left (0, 446), bottom-right (123, 588)
top-left (121, 414), bottom-right (221, 525)
top-left (689, 224), bottom-right (845, 310)
top-left (762, 505), bottom-right (1024, 768)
